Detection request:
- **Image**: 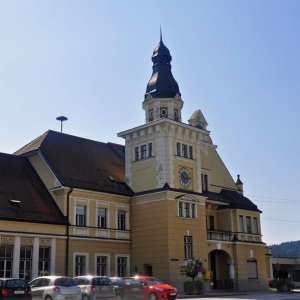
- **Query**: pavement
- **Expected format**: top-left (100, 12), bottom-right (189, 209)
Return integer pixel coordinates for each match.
top-left (178, 289), bottom-right (300, 298)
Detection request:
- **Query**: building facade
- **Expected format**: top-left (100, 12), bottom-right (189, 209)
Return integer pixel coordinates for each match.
top-left (0, 35), bottom-right (268, 291)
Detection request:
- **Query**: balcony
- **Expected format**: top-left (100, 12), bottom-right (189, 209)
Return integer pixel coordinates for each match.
top-left (207, 230), bottom-right (263, 243)
top-left (207, 230), bottom-right (235, 242)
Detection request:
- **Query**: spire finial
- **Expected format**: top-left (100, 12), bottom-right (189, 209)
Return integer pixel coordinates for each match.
top-left (160, 25), bottom-right (162, 42)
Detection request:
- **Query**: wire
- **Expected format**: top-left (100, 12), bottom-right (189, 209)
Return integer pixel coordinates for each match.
top-left (245, 194), bottom-right (300, 203)
top-left (262, 217), bottom-right (300, 223)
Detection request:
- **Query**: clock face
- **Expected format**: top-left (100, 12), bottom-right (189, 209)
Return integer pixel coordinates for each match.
top-left (179, 167), bottom-right (192, 188)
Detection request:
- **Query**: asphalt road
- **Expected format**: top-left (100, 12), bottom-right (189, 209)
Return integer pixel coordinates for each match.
top-left (181, 292), bottom-right (300, 300)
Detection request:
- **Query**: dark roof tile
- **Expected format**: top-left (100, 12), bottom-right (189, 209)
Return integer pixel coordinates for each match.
top-left (0, 153), bottom-right (67, 224)
top-left (16, 131), bottom-right (133, 196)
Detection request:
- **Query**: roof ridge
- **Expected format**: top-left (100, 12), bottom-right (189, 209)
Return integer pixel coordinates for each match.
top-left (14, 130), bottom-right (50, 155)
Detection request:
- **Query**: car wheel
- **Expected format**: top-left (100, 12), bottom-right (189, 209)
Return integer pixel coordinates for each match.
top-left (115, 295), bottom-right (122, 300)
top-left (149, 293), bottom-right (157, 300)
top-left (45, 296), bottom-right (52, 300)
top-left (82, 295), bottom-right (90, 300)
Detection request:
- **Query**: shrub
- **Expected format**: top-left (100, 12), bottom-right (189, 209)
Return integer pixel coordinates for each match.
top-left (274, 278), bottom-right (295, 292)
top-left (183, 280), bottom-right (203, 295)
top-left (184, 281), bottom-right (194, 294)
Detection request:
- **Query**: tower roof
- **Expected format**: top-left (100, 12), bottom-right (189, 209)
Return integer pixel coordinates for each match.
top-left (144, 33), bottom-right (181, 100)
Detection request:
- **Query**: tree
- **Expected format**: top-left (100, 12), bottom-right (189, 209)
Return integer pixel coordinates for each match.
top-left (180, 259), bottom-right (205, 282)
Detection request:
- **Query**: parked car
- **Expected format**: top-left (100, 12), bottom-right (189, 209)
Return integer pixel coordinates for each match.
top-left (0, 278), bottom-right (31, 299)
top-left (109, 277), bottom-right (125, 300)
top-left (74, 275), bottom-right (115, 300)
top-left (126, 276), bottom-right (178, 300)
top-left (29, 276), bottom-right (81, 300)
top-left (110, 277), bottom-right (143, 300)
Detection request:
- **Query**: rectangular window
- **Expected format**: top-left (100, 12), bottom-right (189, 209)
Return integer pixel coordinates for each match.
top-left (75, 255), bottom-right (86, 276)
top-left (182, 144), bottom-right (188, 158)
top-left (0, 245), bottom-right (13, 278)
top-left (176, 142), bottom-right (181, 156)
top-left (184, 202), bottom-right (190, 218)
top-left (118, 210), bottom-right (126, 230)
top-left (97, 208), bottom-right (107, 228)
top-left (76, 205), bottom-right (87, 227)
top-left (201, 174), bottom-right (208, 191)
top-left (189, 146), bottom-right (193, 159)
top-left (247, 260), bottom-right (258, 279)
top-left (246, 216), bottom-right (252, 233)
top-left (117, 257), bottom-right (127, 277)
top-left (174, 108), bottom-right (179, 121)
top-left (178, 202), bottom-right (183, 217)
top-left (148, 143), bottom-right (153, 157)
top-left (253, 217), bottom-right (258, 234)
top-left (149, 109), bottom-right (154, 122)
top-left (96, 256), bottom-right (107, 276)
top-left (141, 145), bottom-right (146, 159)
top-left (38, 247), bottom-right (51, 276)
top-left (239, 215), bottom-right (244, 232)
top-left (19, 246), bottom-right (32, 280)
top-left (135, 147), bottom-right (139, 161)
top-left (191, 203), bottom-right (196, 218)
top-left (209, 215), bottom-right (215, 231)
top-left (184, 236), bottom-right (192, 260)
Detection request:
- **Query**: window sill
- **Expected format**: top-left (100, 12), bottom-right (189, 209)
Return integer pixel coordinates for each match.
top-left (132, 156), bottom-right (155, 163)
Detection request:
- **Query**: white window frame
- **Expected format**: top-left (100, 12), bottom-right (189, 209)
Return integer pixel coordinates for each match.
top-left (96, 202), bottom-right (110, 229)
top-left (116, 204), bottom-right (129, 230)
top-left (133, 143), bottom-right (153, 161)
top-left (115, 254), bottom-right (130, 277)
top-left (73, 252), bottom-right (89, 277)
top-left (176, 142), bottom-right (194, 159)
top-left (74, 198), bottom-right (90, 227)
top-left (95, 253), bottom-right (110, 276)
top-left (178, 201), bottom-right (197, 219)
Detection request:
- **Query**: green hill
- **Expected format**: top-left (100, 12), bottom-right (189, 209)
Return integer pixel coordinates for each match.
top-left (270, 240), bottom-right (300, 258)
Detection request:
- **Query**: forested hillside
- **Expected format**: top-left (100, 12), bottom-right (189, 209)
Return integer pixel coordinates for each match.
top-left (270, 240), bottom-right (300, 258)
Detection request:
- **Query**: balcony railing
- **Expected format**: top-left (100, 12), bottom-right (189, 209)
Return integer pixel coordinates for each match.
top-left (207, 230), bottom-right (262, 243)
top-left (207, 230), bottom-right (235, 241)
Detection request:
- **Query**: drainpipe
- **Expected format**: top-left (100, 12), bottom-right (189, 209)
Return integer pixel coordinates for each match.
top-left (66, 187), bottom-right (73, 276)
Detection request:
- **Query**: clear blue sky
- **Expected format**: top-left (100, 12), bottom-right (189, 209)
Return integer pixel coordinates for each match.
top-left (1, 0), bottom-right (300, 246)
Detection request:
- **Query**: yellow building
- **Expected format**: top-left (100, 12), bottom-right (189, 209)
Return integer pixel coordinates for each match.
top-left (0, 35), bottom-right (268, 291)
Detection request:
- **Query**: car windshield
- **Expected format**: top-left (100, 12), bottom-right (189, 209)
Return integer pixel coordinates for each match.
top-left (92, 277), bottom-right (111, 286)
top-left (146, 277), bottom-right (163, 285)
top-left (54, 277), bottom-right (76, 287)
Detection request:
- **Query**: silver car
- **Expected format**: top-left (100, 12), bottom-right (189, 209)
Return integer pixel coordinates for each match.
top-left (73, 276), bottom-right (115, 300)
top-left (29, 276), bottom-right (81, 300)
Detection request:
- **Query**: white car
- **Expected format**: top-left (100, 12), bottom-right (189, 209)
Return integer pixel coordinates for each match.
top-left (29, 276), bottom-right (81, 300)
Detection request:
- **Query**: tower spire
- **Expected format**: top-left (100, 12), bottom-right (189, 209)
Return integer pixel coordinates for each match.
top-left (160, 25), bottom-right (162, 42)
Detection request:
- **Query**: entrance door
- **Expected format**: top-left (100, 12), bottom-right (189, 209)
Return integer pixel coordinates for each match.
top-left (208, 250), bottom-right (233, 290)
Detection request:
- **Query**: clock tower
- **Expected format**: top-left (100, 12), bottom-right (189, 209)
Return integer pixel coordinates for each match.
top-left (118, 34), bottom-right (214, 194)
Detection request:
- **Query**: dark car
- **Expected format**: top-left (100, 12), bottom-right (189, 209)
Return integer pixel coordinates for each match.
top-left (74, 275), bottom-right (115, 300)
top-left (0, 278), bottom-right (31, 299)
top-left (110, 277), bottom-right (143, 300)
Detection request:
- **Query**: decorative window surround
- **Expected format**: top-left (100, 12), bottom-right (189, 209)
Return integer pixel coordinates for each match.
top-left (73, 252), bottom-right (89, 277)
top-left (95, 253), bottom-right (110, 276)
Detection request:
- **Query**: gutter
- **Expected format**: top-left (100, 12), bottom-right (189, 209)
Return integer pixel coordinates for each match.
top-left (66, 187), bottom-right (73, 276)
